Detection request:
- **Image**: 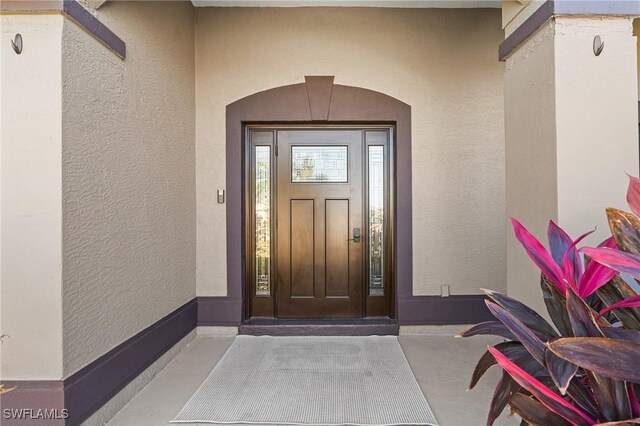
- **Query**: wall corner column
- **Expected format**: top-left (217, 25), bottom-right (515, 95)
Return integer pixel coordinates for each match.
top-left (505, 13), bottom-right (639, 313)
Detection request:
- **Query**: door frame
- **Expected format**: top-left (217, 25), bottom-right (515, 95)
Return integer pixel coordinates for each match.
top-left (243, 124), bottom-right (396, 320)
top-left (221, 76), bottom-right (414, 326)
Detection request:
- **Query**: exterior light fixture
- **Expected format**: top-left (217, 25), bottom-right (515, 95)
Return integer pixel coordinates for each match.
top-left (593, 35), bottom-right (604, 56)
top-left (11, 34), bottom-right (22, 54)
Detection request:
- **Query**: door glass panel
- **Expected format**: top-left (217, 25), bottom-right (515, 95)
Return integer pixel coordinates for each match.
top-left (368, 146), bottom-right (384, 296)
top-left (255, 146), bottom-right (271, 296)
top-left (291, 146), bottom-right (348, 183)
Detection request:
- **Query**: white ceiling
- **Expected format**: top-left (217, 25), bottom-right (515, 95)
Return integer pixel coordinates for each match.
top-left (191, 0), bottom-right (501, 8)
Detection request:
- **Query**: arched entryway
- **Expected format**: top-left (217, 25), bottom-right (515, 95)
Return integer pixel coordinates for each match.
top-left (225, 76), bottom-right (412, 323)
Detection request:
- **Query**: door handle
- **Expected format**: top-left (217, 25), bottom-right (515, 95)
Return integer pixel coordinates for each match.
top-left (347, 228), bottom-right (361, 243)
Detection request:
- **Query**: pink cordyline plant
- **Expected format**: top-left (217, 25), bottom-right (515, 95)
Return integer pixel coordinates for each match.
top-left (459, 175), bottom-right (640, 426)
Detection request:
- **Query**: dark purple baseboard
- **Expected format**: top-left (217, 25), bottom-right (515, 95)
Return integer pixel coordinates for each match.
top-left (196, 295), bottom-right (492, 326)
top-left (397, 295), bottom-right (493, 325)
top-left (197, 296), bottom-right (242, 325)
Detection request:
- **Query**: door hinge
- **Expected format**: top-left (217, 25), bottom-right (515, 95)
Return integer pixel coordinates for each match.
top-left (275, 144), bottom-right (279, 156)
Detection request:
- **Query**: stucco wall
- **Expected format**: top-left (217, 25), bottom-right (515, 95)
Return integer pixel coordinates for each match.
top-left (504, 20), bottom-right (558, 315)
top-left (1, 15), bottom-right (65, 380)
top-left (195, 7), bottom-right (506, 297)
top-left (61, 1), bottom-right (196, 376)
top-left (555, 17), bottom-right (638, 238)
top-left (506, 17), bottom-right (639, 314)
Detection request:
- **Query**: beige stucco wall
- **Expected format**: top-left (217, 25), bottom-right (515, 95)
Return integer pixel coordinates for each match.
top-left (504, 20), bottom-right (558, 315)
top-left (506, 17), bottom-right (639, 313)
top-left (1, 14), bottom-right (65, 380)
top-left (555, 17), bottom-right (638, 237)
top-left (195, 7), bottom-right (506, 297)
top-left (61, 1), bottom-right (196, 376)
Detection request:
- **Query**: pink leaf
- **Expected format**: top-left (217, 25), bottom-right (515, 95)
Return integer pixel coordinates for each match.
top-left (578, 237), bottom-right (620, 298)
top-left (627, 174), bottom-right (640, 217)
top-left (581, 247), bottom-right (640, 280)
top-left (561, 230), bottom-right (594, 294)
top-left (548, 220), bottom-right (574, 267)
top-left (579, 262), bottom-right (618, 298)
top-left (598, 295), bottom-right (640, 317)
top-left (599, 236), bottom-right (618, 249)
top-left (512, 219), bottom-right (566, 292)
top-left (489, 346), bottom-right (594, 425)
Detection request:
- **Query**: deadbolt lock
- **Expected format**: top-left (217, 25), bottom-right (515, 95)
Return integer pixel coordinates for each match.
top-left (348, 227), bottom-right (361, 243)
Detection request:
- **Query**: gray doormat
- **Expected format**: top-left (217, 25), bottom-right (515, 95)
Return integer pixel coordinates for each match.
top-left (172, 336), bottom-right (438, 425)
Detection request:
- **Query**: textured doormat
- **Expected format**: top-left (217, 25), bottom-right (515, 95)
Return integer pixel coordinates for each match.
top-left (172, 335), bottom-right (438, 425)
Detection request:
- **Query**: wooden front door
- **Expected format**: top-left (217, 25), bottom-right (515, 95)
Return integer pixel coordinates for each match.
top-left (277, 130), bottom-right (363, 317)
top-left (246, 127), bottom-right (392, 319)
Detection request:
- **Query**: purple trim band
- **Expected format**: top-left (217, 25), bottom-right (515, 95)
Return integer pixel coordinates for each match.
top-left (62, 0), bottom-right (125, 59)
top-left (1, 0), bottom-right (125, 59)
top-left (499, 0), bottom-right (640, 61)
top-left (499, 0), bottom-right (554, 61)
top-left (398, 295), bottom-right (493, 325)
top-left (197, 297), bottom-right (243, 325)
top-left (195, 295), bottom-right (492, 326)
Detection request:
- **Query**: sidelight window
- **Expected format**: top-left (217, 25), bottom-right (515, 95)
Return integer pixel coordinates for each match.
top-left (255, 146), bottom-right (271, 296)
top-left (368, 145), bottom-right (385, 296)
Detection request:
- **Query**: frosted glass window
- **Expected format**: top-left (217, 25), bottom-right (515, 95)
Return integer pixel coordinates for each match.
top-left (291, 146), bottom-right (348, 183)
top-left (368, 146), bottom-right (384, 296)
top-left (255, 146), bottom-right (271, 296)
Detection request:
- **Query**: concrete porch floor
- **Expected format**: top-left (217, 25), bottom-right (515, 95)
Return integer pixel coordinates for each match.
top-left (106, 334), bottom-right (519, 426)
